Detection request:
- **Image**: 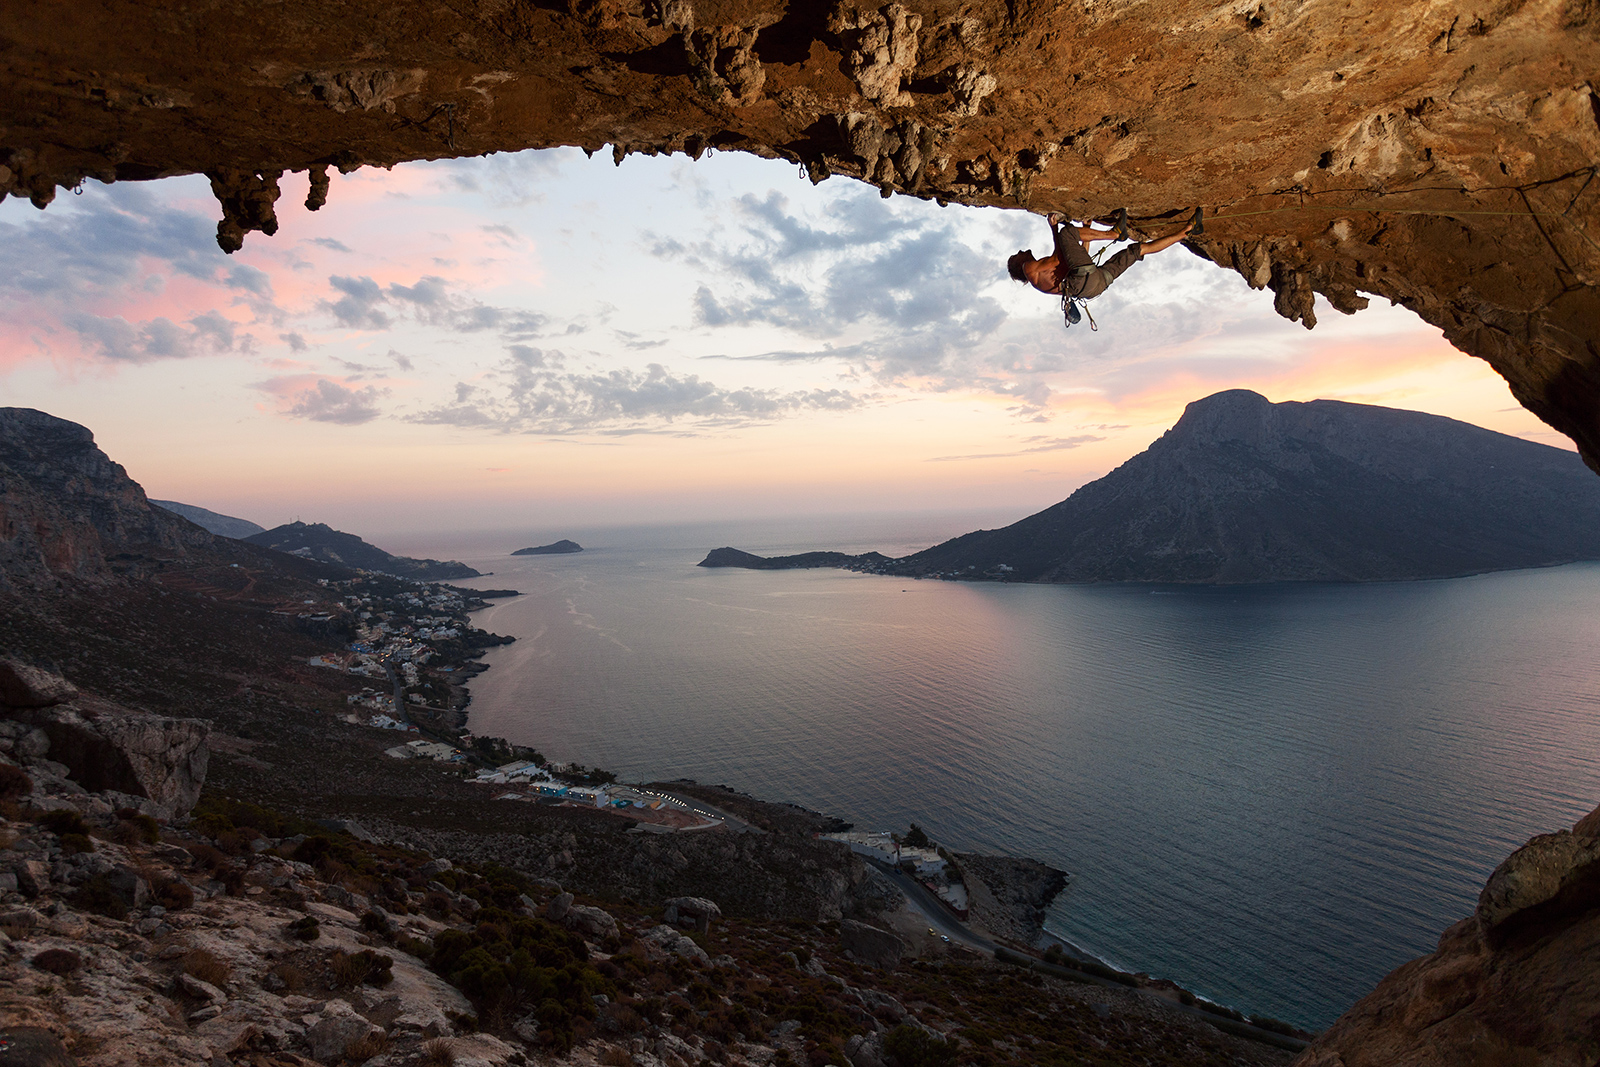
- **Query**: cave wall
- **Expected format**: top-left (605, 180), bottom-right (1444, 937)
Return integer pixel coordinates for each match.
top-left (2, 0), bottom-right (1598, 463)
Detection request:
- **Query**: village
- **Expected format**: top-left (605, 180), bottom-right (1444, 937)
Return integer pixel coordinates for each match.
top-left (297, 574), bottom-right (511, 733)
top-left (823, 828), bottom-right (971, 919)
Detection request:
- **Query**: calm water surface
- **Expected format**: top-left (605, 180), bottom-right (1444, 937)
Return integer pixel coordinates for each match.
top-left (437, 516), bottom-right (1600, 1029)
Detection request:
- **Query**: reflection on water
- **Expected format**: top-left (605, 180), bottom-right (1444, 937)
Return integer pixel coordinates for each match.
top-left (450, 517), bottom-right (1600, 1028)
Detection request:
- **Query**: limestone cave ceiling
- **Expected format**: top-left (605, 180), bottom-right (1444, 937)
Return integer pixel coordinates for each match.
top-left (3, 0), bottom-right (1597, 466)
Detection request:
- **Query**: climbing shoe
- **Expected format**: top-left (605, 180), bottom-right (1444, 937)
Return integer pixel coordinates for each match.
top-left (1115, 208), bottom-right (1131, 241)
top-left (1190, 206), bottom-right (1205, 236)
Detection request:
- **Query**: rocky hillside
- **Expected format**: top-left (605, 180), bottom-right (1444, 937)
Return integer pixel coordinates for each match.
top-left (244, 522), bottom-right (480, 581)
top-left (4, 0), bottom-right (1597, 471)
top-left (0, 408), bottom-right (212, 588)
top-left (893, 391), bottom-right (1600, 583)
top-left (0, 657), bottom-right (1295, 1067)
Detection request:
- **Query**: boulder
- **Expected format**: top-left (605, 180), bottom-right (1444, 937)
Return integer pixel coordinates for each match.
top-left (663, 895), bottom-right (721, 933)
top-left (0, 661), bottom-right (77, 709)
top-left (853, 988), bottom-right (907, 1023)
top-left (104, 865), bottom-right (151, 909)
top-left (13, 859), bottom-right (50, 898)
top-left (845, 1031), bottom-right (887, 1067)
top-left (640, 924), bottom-right (709, 963)
top-left (307, 1001), bottom-right (384, 1062)
top-left (565, 905), bottom-right (618, 941)
top-left (839, 919), bottom-right (904, 970)
top-left (16, 702), bottom-right (208, 819)
top-left (546, 891), bottom-right (573, 922)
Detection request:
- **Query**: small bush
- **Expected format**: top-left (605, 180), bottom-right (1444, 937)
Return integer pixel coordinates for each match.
top-left (330, 949), bottom-right (393, 989)
top-left (32, 948), bottom-right (83, 974)
top-left (73, 874), bottom-right (129, 920)
top-left (37, 809), bottom-right (90, 837)
top-left (344, 1028), bottom-right (388, 1061)
top-left (1042, 945), bottom-right (1064, 965)
top-left (58, 832), bottom-right (95, 855)
top-left (421, 1037), bottom-right (456, 1066)
top-left (183, 948), bottom-right (233, 987)
top-left (0, 764), bottom-right (32, 801)
top-left (269, 961), bottom-right (308, 992)
top-left (154, 878), bottom-right (195, 910)
top-left (114, 811), bottom-right (161, 845)
top-left (359, 910), bottom-right (394, 937)
top-left (397, 934), bottom-right (433, 961)
top-left (287, 915), bottom-right (321, 942)
top-left (883, 1024), bottom-right (958, 1067)
top-left (598, 1044), bottom-right (633, 1066)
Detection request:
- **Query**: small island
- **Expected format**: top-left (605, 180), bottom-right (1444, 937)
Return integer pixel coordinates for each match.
top-left (698, 546), bottom-right (890, 570)
top-left (513, 539), bottom-right (584, 555)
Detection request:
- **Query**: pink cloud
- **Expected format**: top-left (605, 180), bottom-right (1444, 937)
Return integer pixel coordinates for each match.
top-left (253, 373), bottom-right (389, 425)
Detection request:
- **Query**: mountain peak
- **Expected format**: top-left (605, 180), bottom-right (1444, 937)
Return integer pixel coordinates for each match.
top-left (1166, 389), bottom-right (1277, 445)
top-left (897, 394), bottom-right (1600, 584)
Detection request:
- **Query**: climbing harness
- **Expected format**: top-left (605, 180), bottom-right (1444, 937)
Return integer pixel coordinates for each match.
top-left (1060, 264), bottom-right (1100, 331)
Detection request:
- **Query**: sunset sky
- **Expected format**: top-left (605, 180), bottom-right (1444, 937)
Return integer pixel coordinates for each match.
top-left (0, 148), bottom-right (1566, 545)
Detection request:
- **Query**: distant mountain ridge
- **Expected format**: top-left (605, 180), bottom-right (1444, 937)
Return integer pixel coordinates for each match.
top-left (894, 390), bottom-right (1600, 583)
top-left (242, 522), bottom-right (480, 580)
top-left (150, 500), bottom-right (266, 539)
top-left (698, 547), bottom-right (891, 570)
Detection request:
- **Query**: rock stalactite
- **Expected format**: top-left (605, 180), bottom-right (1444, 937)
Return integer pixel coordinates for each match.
top-left (1, 0), bottom-right (1598, 463)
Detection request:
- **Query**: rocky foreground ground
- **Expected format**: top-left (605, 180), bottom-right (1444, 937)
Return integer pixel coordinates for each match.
top-left (0, 659), bottom-right (1294, 1067)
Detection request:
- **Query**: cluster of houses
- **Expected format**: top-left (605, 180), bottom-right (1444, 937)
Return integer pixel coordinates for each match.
top-left (821, 829), bottom-right (970, 918)
top-left (384, 738), bottom-right (467, 762)
top-left (466, 760), bottom-right (720, 828)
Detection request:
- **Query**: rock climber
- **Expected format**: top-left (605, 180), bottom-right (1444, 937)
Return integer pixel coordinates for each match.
top-left (1007, 209), bottom-right (1202, 308)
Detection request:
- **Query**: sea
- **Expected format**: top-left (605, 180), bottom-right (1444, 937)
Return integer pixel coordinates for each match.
top-left (413, 512), bottom-right (1600, 1031)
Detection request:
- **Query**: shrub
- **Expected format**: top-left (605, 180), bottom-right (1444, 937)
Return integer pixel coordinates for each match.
top-left (37, 809), bottom-right (90, 837)
top-left (58, 832), bottom-right (95, 855)
top-left (345, 1028), bottom-right (388, 1061)
top-left (32, 948), bottom-right (83, 974)
top-left (287, 915), bottom-right (321, 942)
top-left (421, 1037), bottom-right (457, 1066)
top-left (330, 949), bottom-right (393, 989)
top-left (113, 811), bottom-right (161, 845)
top-left (883, 1024), bottom-right (958, 1067)
top-left (430, 911), bottom-right (608, 1037)
top-left (1042, 945), bottom-right (1064, 965)
top-left (154, 878), bottom-right (195, 910)
top-left (183, 948), bottom-right (233, 987)
top-left (0, 764), bottom-right (32, 801)
top-left (903, 824), bottom-right (931, 849)
top-left (73, 874), bottom-right (129, 920)
top-left (269, 961), bottom-right (308, 992)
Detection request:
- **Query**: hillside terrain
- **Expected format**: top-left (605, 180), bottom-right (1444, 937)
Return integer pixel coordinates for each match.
top-left (0, 408), bottom-right (1317, 1064)
top-left (150, 500), bottom-right (268, 540)
top-left (244, 522), bottom-right (481, 581)
top-left (7, 406), bottom-right (1600, 1067)
top-left (880, 391), bottom-right (1600, 583)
